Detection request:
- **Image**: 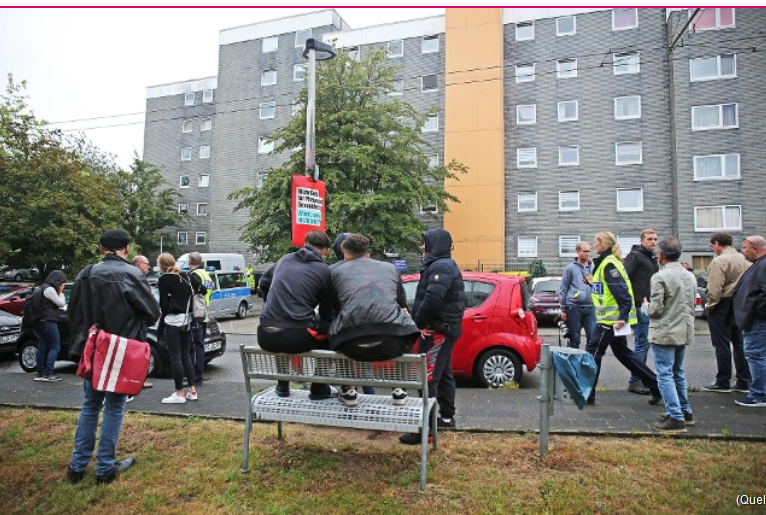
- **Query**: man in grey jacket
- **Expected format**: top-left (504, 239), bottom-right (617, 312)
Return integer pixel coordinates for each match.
top-left (642, 238), bottom-right (697, 432)
top-left (558, 241), bottom-right (595, 349)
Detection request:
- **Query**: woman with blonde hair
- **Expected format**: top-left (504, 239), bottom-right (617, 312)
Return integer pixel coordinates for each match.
top-left (156, 253), bottom-right (198, 404)
top-left (584, 231), bottom-right (662, 406)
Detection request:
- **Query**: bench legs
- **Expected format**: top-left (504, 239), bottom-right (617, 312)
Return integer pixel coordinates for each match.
top-left (242, 408), bottom-right (252, 473)
top-left (278, 421), bottom-right (283, 440)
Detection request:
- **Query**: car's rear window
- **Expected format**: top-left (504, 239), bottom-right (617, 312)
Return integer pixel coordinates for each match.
top-left (533, 280), bottom-right (560, 293)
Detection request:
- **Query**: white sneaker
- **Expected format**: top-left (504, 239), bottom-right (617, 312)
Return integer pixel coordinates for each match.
top-left (392, 388), bottom-right (408, 406)
top-left (185, 390), bottom-right (198, 401)
top-left (162, 392), bottom-right (186, 404)
top-left (126, 396), bottom-right (135, 403)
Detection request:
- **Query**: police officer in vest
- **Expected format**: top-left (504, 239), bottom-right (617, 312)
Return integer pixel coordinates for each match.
top-left (585, 231), bottom-right (662, 406)
top-left (187, 252), bottom-right (213, 387)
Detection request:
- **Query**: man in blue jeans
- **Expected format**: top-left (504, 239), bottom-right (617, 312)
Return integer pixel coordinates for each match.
top-left (559, 241), bottom-right (596, 350)
top-left (32, 270), bottom-right (67, 381)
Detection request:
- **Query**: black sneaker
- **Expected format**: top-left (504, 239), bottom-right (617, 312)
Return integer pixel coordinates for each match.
top-left (34, 375), bottom-right (44, 381)
top-left (733, 383), bottom-right (750, 393)
top-left (392, 388), bottom-right (408, 406)
top-left (339, 388), bottom-right (359, 407)
top-left (628, 381), bottom-right (651, 395)
top-left (702, 381), bottom-right (731, 393)
top-left (95, 457), bottom-right (135, 485)
top-left (437, 416), bottom-right (456, 428)
top-left (660, 412), bottom-right (694, 426)
top-left (66, 466), bottom-right (85, 484)
top-left (41, 375), bottom-right (62, 382)
top-left (653, 418), bottom-right (687, 433)
top-left (648, 393), bottom-right (663, 405)
top-left (399, 432), bottom-right (432, 445)
top-left (308, 386), bottom-right (338, 401)
top-left (274, 386), bottom-right (290, 398)
top-left (735, 397), bottom-right (766, 408)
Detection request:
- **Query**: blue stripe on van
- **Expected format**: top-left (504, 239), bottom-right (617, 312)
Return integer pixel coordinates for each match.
top-left (210, 287), bottom-right (251, 301)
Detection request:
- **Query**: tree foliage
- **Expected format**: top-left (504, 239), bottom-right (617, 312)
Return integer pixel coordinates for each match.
top-left (230, 47), bottom-right (467, 262)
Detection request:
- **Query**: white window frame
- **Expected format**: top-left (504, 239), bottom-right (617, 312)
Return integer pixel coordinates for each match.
top-left (559, 146), bottom-right (580, 166)
top-left (517, 192), bottom-right (538, 212)
top-left (184, 92), bottom-right (195, 106)
top-left (295, 29), bottom-right (311, 48)
top-left (558, 100), bottom-right (579, 122)
top-left (388, 40), bottom-right (403, 59)
top-left (422, 114), bottom-right (439, 132)
top-left (419, 203), bottom-right (439, 214)
top-left (202, 90), bottom-right (213, 103)
top-left (346, 46), bottom-right (360, 61)
top-left (181, 147), bottom-right (192, 161)
top-left (517, 237), bottom-right (538, 258)
top-left (693, 153), bottom-right (741, 181)
top-left (559, 236), bottom-right (580, 257)
top-left (617, 236), bottom-right (640, 258)
top-left (516, 104), bottom-right (537, 125)
top-left (515, 63), bottom-right (535, 83)
top-left (293, 64), bottom-right (307, 82)
top-left (178, 203), bottom-right (188, 214)
top-left (421, 74), bottom-right (438, 92)
top-left (421, 35), bottom-right (439, 53)
top-left (261, 69), bottom-right (277, 86)
top-left (199, 145), bottom-right (210, 159)
top-left (612, 8), bottom-right (638, 30)
top-left (615, 141), bottom-right (643, 165)
top-left (616, 188), bottom-right (644, 212)
top-left (258, 137), bottom-right (274, 154)
top-left (557, 58), bottom-right (578, 79)
top-left (692, 103), bottom-right (738, 131)
top-left (690, 54), bottom-right (737, 82)
top-left (198, 174), bottom-right (209, 188)
top-left (613, 52), bottom-right (640, 75)
top-left (196, 232), bottom-right (207, 245)
top-left (262, 35), bottom-right (278, 53)
top-left (196, 203), bottom-right (208, 216)
top-left (388, 78), bottom-right (404, 96)
top-left (515, 21), bottom-right (534, 41)
top-left (255, 171), bottom-right (268, 189)
top-left (517, 147), bottom-right (537, 168)
top-left (559, 190), bottom-right (580, 211)
top-left (557, 16), bottom-right (576, 36)
top-left (179, 175), bottom-right (190, 188)
top-left (200, 118), bottom-right (212, 131)
top-left (428, 154), bottom-right (439, 168)
top-left (291, 101), bottom-right (303, 117)
top-left (260, 101), bottom-right (276, 119)
top-left (182, 120), bottom-right (193, 133)
top-left (614, 96), bottom-right (641, 120)
top-left (177, 232), bottom-right (188, 245)
top-left (694, 205), bottom-right (742, 232)
top-left (689, 8), bottom-right (735, 31)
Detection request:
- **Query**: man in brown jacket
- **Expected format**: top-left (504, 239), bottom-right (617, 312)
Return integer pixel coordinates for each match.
top-left (703, 232), bottom-right (751, 392)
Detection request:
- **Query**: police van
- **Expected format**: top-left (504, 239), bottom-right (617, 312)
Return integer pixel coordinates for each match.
top-left (177, 253), bottom-right (251, 319)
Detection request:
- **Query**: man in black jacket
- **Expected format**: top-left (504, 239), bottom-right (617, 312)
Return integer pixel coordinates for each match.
top-left (623, 229), bottom-right (659, 395)
top-left (400, 229), bottom-right (465, 444)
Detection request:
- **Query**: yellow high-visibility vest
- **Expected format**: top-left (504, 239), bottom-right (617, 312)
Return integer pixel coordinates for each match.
top-left (591, 254), bottom-right (637, 326)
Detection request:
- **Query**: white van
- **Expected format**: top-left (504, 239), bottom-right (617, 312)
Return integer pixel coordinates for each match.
top-left (177, 253), bottom-right (245, 274)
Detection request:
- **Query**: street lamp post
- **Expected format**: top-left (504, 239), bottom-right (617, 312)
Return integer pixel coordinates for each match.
top-left (302, 38), bottom-right (336, 181)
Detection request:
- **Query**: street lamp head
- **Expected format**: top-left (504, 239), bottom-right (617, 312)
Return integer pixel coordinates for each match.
top-left (303, 38), bottom-right (336, 61)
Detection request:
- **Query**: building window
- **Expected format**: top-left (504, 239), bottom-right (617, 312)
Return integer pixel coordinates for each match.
top-left (616, 188), bottom-right (643, 211)
top-left (388, 40), bottom-right (403, 58)
top-left (557, 58), bottom-right (577, 79)
top-left (199, 145), bottom-right (210, 159)
top-left (178, 232), bottom-right (188, 245)
top-left (558, 100), bottom-right (578, 122)
top-left (388, 78), bottom-right (404, 96)
top-left (181, 147), bottom-right (192, 161)
top-left (615, 141), bottom-right (642, 165)
top-left (419, 204), bottom-right (438, 214)
top-left (690, 54), bottom-right (736, 81)
top-left (197, 203), bottom-right (207, 216)
top-left (559, 146), bottom-right (579, 166)
top-left (179, 175), bottom-right (190, 188)
top-left (690, 8), bottom-right (735, 31)
top-left (198, 174), bottom-right (209, 188)
top-left (260, 101), bottom-right (276, 119)
top-left (202, 90), bottom-right (213, 103)
top-left (421, 75), bottom-right (437, 92)
top-left (694, 153), bottom-right (740, 180)
top-left (695, 205), bottom-right (741, 231)
top-left (178, 203), bottom-right (188, 213)
top-left (516, 104), bottom-right (536, 125)
top-left (346, 46), bottom-right (360, 61)
top-left (515, 63), bottom-right (535, 83)
top-left (518, 237), bottom-right (538, 257)
top-left (617, 236), bottom-right (640, 257)
top-left (182, 120), bottom-right (192, 133)
top-left (291, 101), bottom-right (303, 117)
top-left (557, 16), bottom-right (576, 36)
top-left (613, 8), bottom-right (638, 30)
top-left (261, 69), bottom-right (277, 86)
top-left (196, 232), bottom-right (207, 245)
top-left (422, 35), bottom-right (438, 53)
top-left (295, 29), bottom-right (311, 48)
top-left (293, 64), bottom-right (307, 82)
top-left (613, 52), bottom-right (640, 74)
top-left (517, 148), bottom-right (537, 168)
top-left (262, 35), bottom-right (278, 53)
top-left (516, 21), bottom-right (534, 41)
top-left (560, 236), bottom-right (580, 257)
top-left (201, 118), bottom-right (212, 131)
top-left (184, 92), bottom-right (195, 106)
top-left (422, 114), bottom-right (438, 132)
top-left (614, 96), bottom-right (641, 119)
top-left (692, 103), bottom-right (738, 131)
top-left (428, 154), bottom-right (439, 168)
top-left (559, 190), bottom-right (580, 211)
top-left (258, 137), bottom-right (274, 154)
top-left (517, 192), bottom-right (537, 212)
top-left (255, 171), bottom-right (268, 188)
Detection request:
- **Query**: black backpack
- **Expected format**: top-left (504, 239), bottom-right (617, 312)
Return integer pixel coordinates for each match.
top-left (22, 287), bottom-right (46, 323)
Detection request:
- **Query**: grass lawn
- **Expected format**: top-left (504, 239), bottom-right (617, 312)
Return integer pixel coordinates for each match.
top-left (0, 407), bottom-right (764, 515)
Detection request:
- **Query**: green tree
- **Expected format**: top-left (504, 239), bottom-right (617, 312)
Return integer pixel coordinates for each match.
top-left (230, 47), bottom-right (467, 262)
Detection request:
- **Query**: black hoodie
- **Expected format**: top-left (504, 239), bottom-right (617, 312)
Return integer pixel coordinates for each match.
top-left (623, 244), bottom-right (658, 306)
top-left (40, 270), bottom-right (67, 322)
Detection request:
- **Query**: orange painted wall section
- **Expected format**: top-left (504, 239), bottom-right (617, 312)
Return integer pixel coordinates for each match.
top-left (444, 8), bottom-right (505, 269)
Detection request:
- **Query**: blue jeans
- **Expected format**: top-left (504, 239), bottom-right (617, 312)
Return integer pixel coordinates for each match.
top-left (629, 310), bottom-right (651, 383)
top-left (564, 305), bottom-right (596, 350)
top-left (70, 380), bottom-right (128, 476)
top-left (652, 344), bottom-right (690, 421)
top-left (35, 320), bottom-right (61, 376)
top-left (743, 319), bottom-right (766, 400)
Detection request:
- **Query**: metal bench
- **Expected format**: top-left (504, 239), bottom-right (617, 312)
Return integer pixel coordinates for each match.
top-left (240, 345), bottom-right (437, 490)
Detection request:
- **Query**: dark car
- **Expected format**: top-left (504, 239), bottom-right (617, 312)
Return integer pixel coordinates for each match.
top-left (0, 310), bottom-right (23, 355)
top-left (0, 287), bottom-right (34, 316)
top-left (528, 276), bottom-right (563, 324)
top-left (16, 284), bottom-right (226, 377)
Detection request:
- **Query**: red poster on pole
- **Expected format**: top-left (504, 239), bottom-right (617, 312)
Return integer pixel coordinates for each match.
top-left (291, 175), bottom-right (326, 247)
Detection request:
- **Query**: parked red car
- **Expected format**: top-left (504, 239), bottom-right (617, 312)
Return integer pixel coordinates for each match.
top-left (0, 287), bottom-right (33, 316)
top-left (402, 272), bottom-right (542, 387)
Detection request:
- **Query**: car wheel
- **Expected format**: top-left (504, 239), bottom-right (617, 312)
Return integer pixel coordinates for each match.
top-left (235, 301), bottom-right (248, 319)
top-left (18, 340), bottom-right (39, 373)
top-left (14, 273), bottom-right (22, 281)
top-left (147, 345), bottom-right (163, 378)
top-left (475, 348), bottom-right (522, 388)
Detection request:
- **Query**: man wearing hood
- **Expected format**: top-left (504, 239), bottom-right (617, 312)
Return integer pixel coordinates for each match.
top-left (32, 269), bottom-right (67, 381)
top-left (400, 229), bottom-right (465, 445)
